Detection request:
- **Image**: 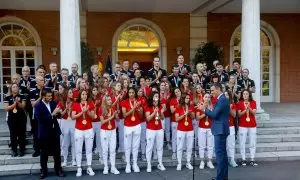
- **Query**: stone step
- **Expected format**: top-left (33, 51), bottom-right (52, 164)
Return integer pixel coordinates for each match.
top-left (257, 120), bottom-right (300, 128)
top-left (257, 127), bottom-right (300, 135)
top-left (2, 150), bottom-right (300, 176)
top-left (0, 137), bottom-right (33, 146)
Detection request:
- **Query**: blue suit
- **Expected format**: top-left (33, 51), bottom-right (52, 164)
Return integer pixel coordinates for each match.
top-left (205, 94), bottom-right (230, 180)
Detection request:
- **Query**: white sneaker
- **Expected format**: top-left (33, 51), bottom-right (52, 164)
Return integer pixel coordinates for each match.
top-left (133, 163), bottom-right (140, 173)
top-left (125, 164), bottom-right (131, 173)
top-left (87, 167), bottom-right (95, 176)
top-left (146, 164), bottom-right (152, 173)
top-left (76, 168), bottom-right (82, 177)
top-left (72, 160), bottom-right (76, 166)
top-left (167, 143), bottom-right (172, 150)
top-left (176, 164), bottom-right (182, 171)
top-left (157, 164), bottom-right (166, 171)
top-left (103, 166), bottom-right (109, 175)
top-left (172, 153), bottom-right (176, 160)
top-left (111, 167), bottom-right (120, 175)
top-left (153, 153), bottom-right (158, 160)
top-left (186, 163), bottom-right (193, 170)
top-left (199, 161), bottom-right (205, 169)
top-left (61, 161), bottom-right (67, 167)
top-left (207, 161), bottom-right (215, 169)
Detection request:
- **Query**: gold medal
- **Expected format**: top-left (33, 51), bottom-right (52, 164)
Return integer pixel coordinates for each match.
top-left (205, 121), bottom-right (209, 126)
top-left (246, 117), bottom-right (250, 122)
top-left (13, 108), bottom-right (17, 113)
top-left (108, 124), bottom-right (112, 130)
top-left (82, 119), bottom-right (87, 125)
top-left (184, 121), bottom-right (189, 126)
top-left (131, 116), bottom-right (135, 121)
top-left (155, 120), bottom-right (159, 125)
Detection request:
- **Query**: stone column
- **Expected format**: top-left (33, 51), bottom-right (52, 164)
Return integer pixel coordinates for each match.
top-left (60, 0), bottom-right (81, 74)
top-left (241, 0), bottom-right (263, 113)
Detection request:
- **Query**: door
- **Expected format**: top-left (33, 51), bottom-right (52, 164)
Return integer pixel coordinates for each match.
top-left (261, 46), bottom-right (273, 102)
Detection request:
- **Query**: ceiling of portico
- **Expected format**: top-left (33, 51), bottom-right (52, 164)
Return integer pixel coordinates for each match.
top-left (0, 0), bottom-right (299, 13)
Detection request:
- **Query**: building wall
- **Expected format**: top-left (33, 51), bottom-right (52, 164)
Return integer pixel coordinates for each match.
top-left (0, 10), bottom-right (60, 70)
top-left (207, 13), bottom-right (300, 102)
top-left (86, 12), bottom-right (190, 73)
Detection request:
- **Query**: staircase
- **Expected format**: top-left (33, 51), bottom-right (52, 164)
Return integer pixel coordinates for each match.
top-left (1, 119), bottom-right (300, 176)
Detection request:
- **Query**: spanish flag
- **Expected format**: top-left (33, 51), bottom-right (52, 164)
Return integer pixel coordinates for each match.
top-left (98, 54), bottom-right (104, 76)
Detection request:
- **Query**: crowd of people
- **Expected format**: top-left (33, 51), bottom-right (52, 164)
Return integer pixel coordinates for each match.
top-left (3, 54), bottom-right (258, 178)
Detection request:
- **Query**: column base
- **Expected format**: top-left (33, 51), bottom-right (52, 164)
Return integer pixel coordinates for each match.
top-left (255, 108), bottom-right (270, 121)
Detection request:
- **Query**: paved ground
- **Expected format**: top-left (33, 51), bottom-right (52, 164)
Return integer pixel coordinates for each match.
top-left (2, 160), bottom-right (300, 180)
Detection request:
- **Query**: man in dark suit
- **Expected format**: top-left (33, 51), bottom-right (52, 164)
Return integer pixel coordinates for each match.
top-left (34, 88), bottom-right (64, 179)
top-left (201, 82), bottom-right (230, 180)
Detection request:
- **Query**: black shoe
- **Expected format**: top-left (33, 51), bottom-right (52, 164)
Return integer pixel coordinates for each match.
top-left (241, 160), bottom-right (247, 167)
top-left (39, 171), bottom-right (48, 179)
top-left (32, 151), bottom-right (40, 157)
top-left (19, 151), bottom-right (25, 157)
top-left (55, 169), bottom-right (65, 177)
top-left (249, 160), bottom-right (258, 167)
top-left (11, 151), bottom-right (18, 157)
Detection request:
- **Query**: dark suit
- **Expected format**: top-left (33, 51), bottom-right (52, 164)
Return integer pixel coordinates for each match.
top-left (34, 100), bottom-right (62, 173)
top-left (205, 94), bottom-right (230, 180)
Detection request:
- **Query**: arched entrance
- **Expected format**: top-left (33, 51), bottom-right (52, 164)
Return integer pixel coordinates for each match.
top-left (230, 21), bottom-right (280, 102)
top-left (112, 18), bottom-right (167, 71)
top-left (0, 17), bottom-right (42, 108)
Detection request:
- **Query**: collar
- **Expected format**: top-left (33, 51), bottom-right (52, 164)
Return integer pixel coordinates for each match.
top-left (42, 99), bottom-right (49, 105)
top-left (217, 93), bottom-right (223, 100)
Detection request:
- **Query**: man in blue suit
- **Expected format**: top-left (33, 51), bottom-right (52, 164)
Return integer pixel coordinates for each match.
top-left (34, 88), bottom-right (64, 179)
top-left (201, 82), bottom-right (230, 180)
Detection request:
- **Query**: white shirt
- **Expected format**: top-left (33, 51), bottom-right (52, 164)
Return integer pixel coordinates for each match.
top-left (42, 100), bottom-right (51, 114)
top-left (217, 93), bottom-right (223, 100)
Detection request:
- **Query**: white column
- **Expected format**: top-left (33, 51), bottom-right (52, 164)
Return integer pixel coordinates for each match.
top-left (241, 0), bottom-right (263, 112)
top-left (60, 0), bottom-right (81, 74)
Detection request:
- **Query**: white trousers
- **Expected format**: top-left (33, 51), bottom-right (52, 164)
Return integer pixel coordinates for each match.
top-left (239, 127), bottom-right (257, 160)
top-left (74, 128), bottom-right (94, 167)
top-left (124, 124), bottom-right (141, 164)
top-left (100, 129), bottom-right (117, 167)
top-left (226, 126), bottom-right (236, 160)
top-left (164, 117), bottom-right (171, 142)
top-left (198, 128), bottom-right (214, 159)
top-left (146, 129), bottom-right (164, 165)
top-left (117, 119), bottom-right (124, 152)
top-left (171, 122), bottom-right (178, 153)
top-left (192, 119), bottom-right (198, 146)
top-left (140, 122), bottom-right (146, 155)
top-left (177, 130), bottom-right (194, 164)
top-left (92, 122), bottom-right (102, 157)
top-left (61, 119), bottom-right (75, 161)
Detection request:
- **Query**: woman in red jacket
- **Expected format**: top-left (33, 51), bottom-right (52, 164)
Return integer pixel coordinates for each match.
top-left (71, 90), bottom-right (96, 177)
top-left (196, 93), bottom-right (215, 170)
top-left (237, 89), bottom-right (258, 167)
top-left (175, 93), bottom-right (195, 171)
top-left (145, 92), bottom-right (166, 172)
top-left (121, 87), bottom-right (143, 173)
top-left (100, 95), bottom-right (120, 175)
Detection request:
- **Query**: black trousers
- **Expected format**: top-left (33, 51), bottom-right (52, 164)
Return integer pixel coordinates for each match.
top-left (7, 116), bottom-right (26, 153)
top-left (40, 137), bottom-right (61, 172)
top-left (32, 117), bottom-right (40, 152)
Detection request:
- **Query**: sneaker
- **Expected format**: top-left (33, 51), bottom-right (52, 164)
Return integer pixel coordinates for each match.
top-left (229, 160), bottom-right (238, 168)
top-left (146, 164), bottom-right (152, 173)
top-left (76, 168), bottom-right (82, 177)
top-left (167, 143), bottom-right (172, 150)
top-left (141, 154), bottom-right (147, 162)
top-left (111, 167), bottom-right (120, 175)
top-left (157, 164), bottom-right (166, 171)
top-left (61, 161), bottom-right (67, 167)
top-left (249, 161), bottom-right (258, 167)
top-left (172, 153), bottom-right (176, 160)
top-left (125, 164), bottom-right (131, 173)
top-left (87, 167), bottom-right (95, 176)
top-left (176, 164), bottom-right (182, 171)
top-left (103, 166), bottom-right (109, 175)
top-left (72, 160), bottom-right (77, 166)
top-left (199, 161), bottom-right (205, 169)
top-left (241, 160), bottom-right (247, 167)
top-left (207, 161), bottom-right (215, 169)
top-left (133, 163), bottom-right (140, 173)
top-left (186, 163), bottom-right (193, 170)
top-left (153, 153), bottom-right (158, 160)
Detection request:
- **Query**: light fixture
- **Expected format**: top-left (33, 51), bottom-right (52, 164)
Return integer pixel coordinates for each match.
top-left (176, 47), bottom-right (183, 55)
top-left (50, 47), bottom-right (58, 55)
top-left (96, 47), bottom-right (102, 56)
